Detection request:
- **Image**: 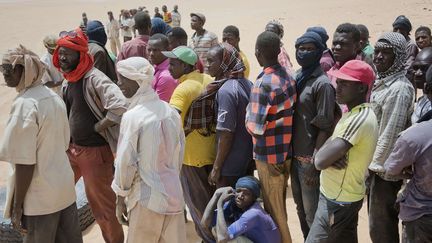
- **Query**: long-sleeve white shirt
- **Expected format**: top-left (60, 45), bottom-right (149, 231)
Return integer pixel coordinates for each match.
top-left (112, 89), bottom-right (185, 215)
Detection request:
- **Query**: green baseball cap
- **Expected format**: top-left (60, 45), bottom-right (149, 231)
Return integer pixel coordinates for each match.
top-left (162, 46), bottom-right (198, 66)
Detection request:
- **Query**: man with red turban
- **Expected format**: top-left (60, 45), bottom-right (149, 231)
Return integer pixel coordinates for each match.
top-left (53, 28), bottom-right (127, 243)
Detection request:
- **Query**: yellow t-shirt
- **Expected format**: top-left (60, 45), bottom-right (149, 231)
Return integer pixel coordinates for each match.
top-left (239, 51), bottom-right (250, 79)
top-left (320, 103), bottom-right (378, 202)
top-left (170, 71), bottom-right (216, 167)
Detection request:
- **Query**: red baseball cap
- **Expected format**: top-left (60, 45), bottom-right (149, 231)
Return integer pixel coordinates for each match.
top-left (327, 60), bottom-right (375, 86)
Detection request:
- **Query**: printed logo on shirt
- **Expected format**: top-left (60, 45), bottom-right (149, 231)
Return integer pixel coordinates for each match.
top-left (218, 109), bottom-right (228, 122)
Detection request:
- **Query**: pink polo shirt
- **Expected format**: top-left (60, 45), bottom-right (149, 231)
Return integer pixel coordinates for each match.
top-left (152, 58), bottom-right (178, 102)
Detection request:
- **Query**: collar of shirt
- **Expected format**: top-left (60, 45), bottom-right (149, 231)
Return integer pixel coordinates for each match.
top-left (349, 103), bottom-right (371, 113)
top-left (154, 58), bottom-right (170, 73)
top-left (178, 70), bottom-right (201, 84)
top-left (373, 71), bottom-right (406, 90)
top-left (261, 63), bottom-right (282, 76)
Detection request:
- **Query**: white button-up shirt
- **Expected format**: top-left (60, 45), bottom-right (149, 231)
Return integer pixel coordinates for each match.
top-left (112, 89), bottom-right (185, 215)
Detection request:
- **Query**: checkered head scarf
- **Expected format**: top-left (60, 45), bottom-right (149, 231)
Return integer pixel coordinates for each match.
top-left (219, 42), bottom-right (245, 79)
top-left (374, 32), bottom-right (407, 79)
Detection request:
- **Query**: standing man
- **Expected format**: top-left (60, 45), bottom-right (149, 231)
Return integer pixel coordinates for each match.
top-left (265, 20), bottom-right (294, 75)
top-left (308, 60), bottom-right (378, 243)
top-left (171, 5), bottom-right (181, 28)
top-left (329, 23), bottom-right (362, 86)
top-left (118, 11), bottom-right (151, 61)
top-left (384, 99), bottom-right (432, 242)
top-left (53, 28), bottom-right (127, 243)
top-left (306, 26), bottom-right (335, 72)
top-left (167, 27), bottom-right (188, 50)
top-left (411, 47), bottom-right (432, 123)
top-left (204, 43), bottom-right (253, 188)
top-left (147, 33), bottom-right (178, 102)
top-left (120, 11), bottom-right (134, 43)
top-left (162, 5), bottom-right (172, 26)
top-left (106, 11), bottom-right (121, 57)
top-left (368, 32), bottom-right (415, 243)
top-left (0, 45), bottom-right (82, 243)
top-left (190, 12), bottom-right (218, 73)
top-left (246, 31), bottom-right (296, 243)
top-left (415, 26), bottom-right (432, 50)
top-left (87, 20), bottom-right (117, 82)
top-left (163, 46), bottom-right (216, 243)
top-left (291, 31), bottom-right (337, 240)
top-left (112, 57), bottom-right (186, 243)
top-left (40, 34), bottom-right (64, 94)
top-left (392, 15), bottom-right (418, 70)
top-left (154, 7), bottom-right (163, 19)
top-left (357, 24), bottom-right (374, 62)
top-left (222, 25), bottom-right (250, 79)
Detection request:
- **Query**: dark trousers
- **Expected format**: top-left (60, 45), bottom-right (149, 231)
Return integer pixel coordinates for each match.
top-left (404, 214), bottom-right (432, 243)
top-left (68, 144), bottom-right (124, 243)
top-left (23, 203), bottom-right (82, 243)
top-left (306, 194), bottom-right (363, 243)
top-left (368, 172), bottom-right (402, 243)
top-left (180, 164), bottom-right (216, 243)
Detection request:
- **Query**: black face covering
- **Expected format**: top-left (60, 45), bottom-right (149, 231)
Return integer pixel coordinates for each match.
top-left (296, 49), bottom-right (322, 68)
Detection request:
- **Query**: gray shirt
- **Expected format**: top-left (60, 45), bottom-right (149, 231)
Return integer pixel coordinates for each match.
top-left (384, 120), bottom-right (432, 221)
top-left (216, 78), bottom-right (253, 176)
top-left (292, 67), bottom-right (337, 157)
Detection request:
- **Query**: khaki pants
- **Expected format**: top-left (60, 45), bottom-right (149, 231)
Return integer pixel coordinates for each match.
top-left (127, 204), bottom-right (186, 243)
top-left (109, 37), bottom-right (121, 57)
top-left (256, 160), bottom-right (292, 243)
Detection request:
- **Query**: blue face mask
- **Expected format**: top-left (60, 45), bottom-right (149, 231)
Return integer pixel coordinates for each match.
top-left (296, 49), bottom-right (321, 68)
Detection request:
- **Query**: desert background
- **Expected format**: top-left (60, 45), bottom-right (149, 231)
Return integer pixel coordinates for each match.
top-left (0, 0), bottom-right (431, 242)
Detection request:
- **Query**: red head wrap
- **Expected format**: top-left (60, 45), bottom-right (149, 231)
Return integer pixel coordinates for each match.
top-left (53, 28), bottom-right (94, 82)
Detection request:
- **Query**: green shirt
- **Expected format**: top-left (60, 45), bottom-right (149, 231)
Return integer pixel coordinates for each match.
top-left (320, 103), bottom-right (378, 202)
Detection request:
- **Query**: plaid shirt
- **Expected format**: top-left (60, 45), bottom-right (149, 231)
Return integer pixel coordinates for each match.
top-left (369, 71), bottom-right (414, 178)
top-left (246, 64), bottom-right (296, 164)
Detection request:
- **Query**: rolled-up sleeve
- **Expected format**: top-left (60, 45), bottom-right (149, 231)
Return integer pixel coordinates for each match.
top-left (216, 86), bottom-right (238, 132)
top-left (384, 136), bottom-right (417, 176)
top-left (111, 116), bottom-right (138, 197)
top-left (92, 73), bottom-right (128, 123)
top-left (310, 81), bottom-right (336, 132)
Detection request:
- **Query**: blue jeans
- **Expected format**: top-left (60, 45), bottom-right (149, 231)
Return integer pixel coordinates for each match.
top-left (290, 159), bottom-right (320, 239)
top-left (306, 194), bottom-right (363, 243)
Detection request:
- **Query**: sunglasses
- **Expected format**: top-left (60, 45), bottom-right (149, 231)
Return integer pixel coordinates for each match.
top-left (0, 64), bottom-right (13, 73)
top-left (59, 30), bottom-right (78, 38)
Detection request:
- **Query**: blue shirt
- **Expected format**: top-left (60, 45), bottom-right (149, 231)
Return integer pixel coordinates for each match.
top-left (216, 201), bottom-right (281, 243)
top-left (216, 78), bottom-right (253, 176)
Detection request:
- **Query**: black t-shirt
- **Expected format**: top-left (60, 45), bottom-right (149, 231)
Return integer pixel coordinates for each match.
top-left (65, 79), bottom-right (108, 146)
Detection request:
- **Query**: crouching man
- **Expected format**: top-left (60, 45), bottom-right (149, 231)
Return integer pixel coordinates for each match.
top-left (201, 176), bottom-right (281, 243)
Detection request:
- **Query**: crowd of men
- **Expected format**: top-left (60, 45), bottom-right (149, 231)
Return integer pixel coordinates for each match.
top-left (0, 4), bottom-right (432, 243)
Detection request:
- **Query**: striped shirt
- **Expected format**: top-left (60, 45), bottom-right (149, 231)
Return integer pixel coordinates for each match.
top-left (246, 64), bottom-right (296, 164)
top-left (321, 103), bottom-right (378, 202)
top-left (369, 71), bottom-right (414, 177)
top-left (190, 30), bottom-right (218, 72)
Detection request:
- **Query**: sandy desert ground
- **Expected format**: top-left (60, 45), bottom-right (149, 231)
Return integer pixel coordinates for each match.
top-left (0, 0), bottom-right (431, 242)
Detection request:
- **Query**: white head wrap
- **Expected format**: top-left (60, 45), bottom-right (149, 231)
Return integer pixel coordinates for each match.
top-left (116, 56), bottom-right (154, 87)
top-left (116, 57), bottom-right (156, 109)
